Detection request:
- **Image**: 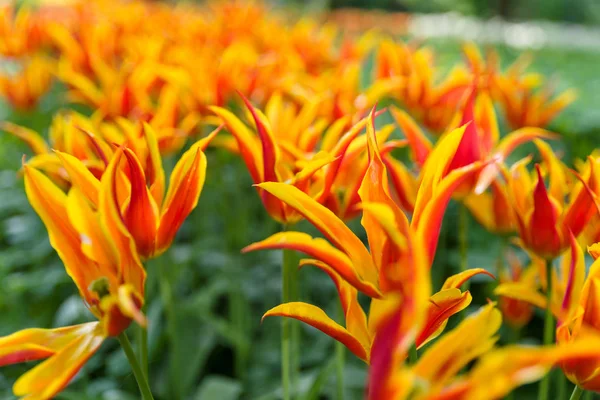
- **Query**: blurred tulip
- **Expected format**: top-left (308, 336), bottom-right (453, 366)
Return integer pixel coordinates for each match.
top-left (502, 142), bottom-right (600, 259)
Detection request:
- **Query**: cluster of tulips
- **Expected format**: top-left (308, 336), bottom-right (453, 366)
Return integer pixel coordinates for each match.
top-left (1, 1), bottom-right (598, 400)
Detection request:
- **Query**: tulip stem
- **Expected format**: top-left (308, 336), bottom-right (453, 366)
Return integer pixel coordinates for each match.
top-left (118, 332), bottom-right (155, 400)
top-left (569, 386), bottom-right (585, 400)
top-left (137, 324), bottom-right (148, 380)
top-left (282, 226), bottom-right (299, 400)
top-left (459, 204), bottom-right (469, 280)
top-left (336, 302), bottom-right (345, 400)
top-left (558, 371), bottom-right (567, 400)
top-left (538, 258), bottom-right (555, 400)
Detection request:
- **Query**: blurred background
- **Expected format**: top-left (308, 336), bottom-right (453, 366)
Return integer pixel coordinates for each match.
top-left (0, 0), bottom-right (599, 399)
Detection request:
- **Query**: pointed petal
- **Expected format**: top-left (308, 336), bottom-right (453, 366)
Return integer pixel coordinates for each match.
top-left (0, 322), bottom-right (100, 367)
top-left (256, 182), bottom-right (377, 285)
top-left (442, 268), bottom-right (495, 290)
top-left (23, 165), bottom-right (93, 300)
top-left (156, 146), bottom-right (207, 256)
top-left (415, 162), bottom-right (487, 264)
top-left (99, 148), bottom-right (146, 295)
top-left (494, 283), bottom-right (548, 310)
top-left (1, 121), bottom-right (49, 155)
top-left (390, 106), bottom-right (432, 166)
top-left (529, 164), bottom-right (562, 258)
top-left (122, 148), bottom-right (159, 259)
top-left (55, 150), bottom-right (100, 207)
top-left (299, 259), bottom-right (371, 350)
top-left (209, 106), bottom-right (262, 182)
top-left (243, 231), bottom-right (380, 298)
top-left (495, 128), bottom-right (557, 160)
top-left (142, 122), bottom-right (166, 206)
top-left (413, 304), bottom-right (501, 387)
top-left (13, 324), bottom-right (104, 399)
top-left (263, 302), bottom-right (369, 361)
top-left (416, 288), bottom-right (472, 348)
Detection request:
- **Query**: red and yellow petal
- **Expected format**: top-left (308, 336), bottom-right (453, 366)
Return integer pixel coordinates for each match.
top-left (263, 302), bottom-right (369, 361)
top-left (156, 146), bottom-right (207, 256)
top-left (243, 231), bottom-right (380, 298)
top-left (12, 324), bottom-right (105, 400)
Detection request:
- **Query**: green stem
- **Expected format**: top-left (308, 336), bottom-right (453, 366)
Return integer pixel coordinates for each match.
top-left (282, 230), bottom-right (299, 400)
top-left (569, 386), bottom-right (585, 400)
top-left (558, 371), bottom-right (567, 400)
top-left (118, 332), bottom-right (155, 400)
top-left (137, 324), bottom-right (148, 380)
top-left (583, 389), bottom-right (592, 400)
top-left (459, 204), bottom-right (469, 278)
top-left (409, 344), bottom-right (418, 365)
top-left (335, 302), bottom-right (345, 400)
top-left (538, 258), bottom-right (555, 400)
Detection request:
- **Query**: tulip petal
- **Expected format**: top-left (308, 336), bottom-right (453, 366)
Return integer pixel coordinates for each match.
top-left (99, 148), bottom-right (146, 295)
top-left (413, 304), bottom-right (501, 387)
top-left (416, 162), bottom-right (486, 264)
top-left (209, 106), bottom-right (262, 182)
top-left (390, 106), bottom-right (432, 166)
top-left (55, 150), bottom-right (101, 206)
top-left (299, 259), bottom-right (371, 350)
top-left (142, 122), bottom-right (166, 206)
top-left (1, 121), bottom-right (49, 155)
top-left (416, 288), bottom-right (472, 348)
top-left (243, 231), bottom-right (380, 298)
top-left (13, 324), bottom-right (104, 399)
top-left (23, 165), bottom-right (93, 300)
top-left (263, 302), bottom-right (369, 361)
top-left (0, 322), bottom-right (100, 367)
top-left (442, 268), bottom-right (495, 290)
top-left (256, 182), bottom-right (377, 286)
top-left (494, 283), bottom-right (548, 310)
top-left (157, 145), bottom-right (207, 255)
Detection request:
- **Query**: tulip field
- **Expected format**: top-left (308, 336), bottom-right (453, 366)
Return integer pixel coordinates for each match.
top-left (2, 1), bottom-right (600, 399)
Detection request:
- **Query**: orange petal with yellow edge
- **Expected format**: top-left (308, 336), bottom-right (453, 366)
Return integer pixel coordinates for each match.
top-left (442, 268), bottom-right (495, 290)
top-left (55, 150), bottom-right (100, 206)
top-left (390, 106), bottom-right (431, 166)
top-left (299, 259), bottom-right (371, 349)
top-left (263, 302), bottom-right (369, 361)
top-left (156, 147), bottom-right (207, 256)
top-left (415, 162), bottom-right (487, 264)
top-left (0, 322), bottom-right (100, 367)
top-left (416, 288), bottom-right (472, 348)
top-left (99, 148), bottom-right (146, 295)
top-left (209, 106), bottom-right (262, 182)
top-left (12, 323), bottom-right (104, 400)
top-left (23, 165), bottom-right (93, 299)
top-left (1, 121), bottom-right (49, 155)
top-left (243, 231), bottom-right (380, 298)
top-left (256, 182), bottom-right (377, 285)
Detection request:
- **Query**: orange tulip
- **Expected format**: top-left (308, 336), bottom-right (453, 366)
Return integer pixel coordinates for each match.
top-left (57, 124), bottom-right (216, 259)
top-left (502, 142), bottom-right (600, 259)
top-left (243, 108), bottom-right (489, 360)
top-left (210, 95), bottom-right (398, 223)
top-left (557, 241), bottom-right (600, 391)
top-left (0, 157), bottom-right (147, 399)
top-left (2, 112), bottom-right (213, 188)
top-left (0, 56), bottom-right (53, 110)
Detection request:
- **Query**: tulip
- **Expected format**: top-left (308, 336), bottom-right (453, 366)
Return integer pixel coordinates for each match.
top-left (0, 159), bottom-right (148, 399)
top-left (244, 108), bottom-right (488, 359)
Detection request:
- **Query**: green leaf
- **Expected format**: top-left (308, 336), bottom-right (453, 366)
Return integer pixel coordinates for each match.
top-left (193, 376), bottom-right (242, 400)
